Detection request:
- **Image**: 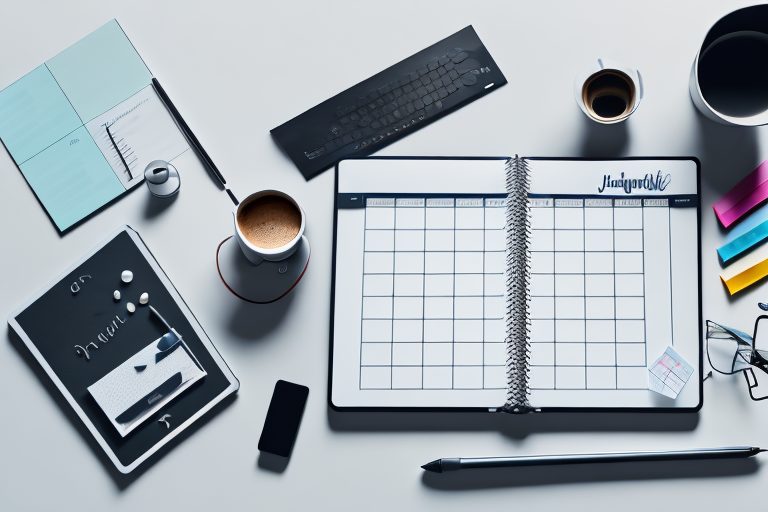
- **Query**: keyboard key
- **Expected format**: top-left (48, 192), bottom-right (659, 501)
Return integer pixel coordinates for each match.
top-left (441, 76), bottom-right (452, 87)
top-left (445, 61), bottom-right (455, 71)
top-left (447, 84), bottom-right (457, 94)
top-left (393, 88), bottom-right (402, 97)
top-left (423, 95), bottom-right (433, 105)
top-left (420, 75), bottom-right (431, 86)
top-left (359, 116), bottom-right (371, 127)
top-left (428, 61), bottom-right (438, 71)
top-left (437, 87), bottom-right (448, 99)
top-left (452, 51), bottom-right (468, 63)
top-left (438, 66), bottom-right (447, 76)
top-left (409, 91), bottom-right (419, 101)
top-left (417, 86), bottom-right (428, 96)
top-left (438, 56), bottom-right (449, 66)
top-left (461, 73), bottom-right (478, 86)
top-left (429, 70), bottom-right (440, 81)
top-left (414, 98), bottom-right (424, 109)
top-left (403, 84), bottom-right (413, 93)
top-left (426, 84), bottom-right (435, 93)
top-left (431, 91), bottom-right (440, 101)
top-left (449, 69), bottom-right (459, 80)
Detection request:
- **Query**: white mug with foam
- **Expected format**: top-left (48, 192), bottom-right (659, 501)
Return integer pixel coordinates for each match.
top-left (233, 190), bottom-right (306, 265)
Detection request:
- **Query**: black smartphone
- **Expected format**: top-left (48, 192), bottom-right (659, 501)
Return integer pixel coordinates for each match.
top-left (258, 380), bottom-right (309, 457)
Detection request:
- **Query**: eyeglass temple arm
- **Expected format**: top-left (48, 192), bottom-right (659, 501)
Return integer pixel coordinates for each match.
top-left (743, 368), bottom-right (768, 401)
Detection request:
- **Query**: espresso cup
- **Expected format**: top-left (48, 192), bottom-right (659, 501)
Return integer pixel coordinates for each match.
top-left (233, 190), bottom-right (306, 265)
top-left (575, 59), bottom-right (643, 124)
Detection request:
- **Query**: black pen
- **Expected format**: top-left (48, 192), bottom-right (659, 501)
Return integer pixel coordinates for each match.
top-left (152, 77), bottom-right (239, 205)
top-left (422, 446), bottom-right (765, 473)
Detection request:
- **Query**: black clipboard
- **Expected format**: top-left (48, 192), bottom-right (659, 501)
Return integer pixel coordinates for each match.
top-left (8, 226), bottom-right (239, 473)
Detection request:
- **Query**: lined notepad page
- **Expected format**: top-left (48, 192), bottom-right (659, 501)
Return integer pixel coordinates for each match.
top-left (0, 20), bottom-right (186, 231)
top-left (333, 159), bottom-right (509, 408)
top-left (526, 159), bottom-right (700, 409)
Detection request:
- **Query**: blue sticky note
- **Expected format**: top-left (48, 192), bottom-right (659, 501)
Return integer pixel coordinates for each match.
top-left (46, 19), bottom-right (152, 122)
top-left (718, 219), bottom-right (768, 265)
top-left (19, 126), bottom-right (124, 231)
top-left (0, 65), bottom-right (82, 164)
top-left (723, 202), bottom-right (768, 243)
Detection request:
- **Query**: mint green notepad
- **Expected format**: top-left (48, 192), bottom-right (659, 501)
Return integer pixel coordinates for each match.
top-left (0, 20), bottom-right (154, 232)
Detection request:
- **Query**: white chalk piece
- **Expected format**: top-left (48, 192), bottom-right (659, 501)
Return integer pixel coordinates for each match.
top-left (127, 302), bottom-right (136, 314)
top-left (139, 292), bottom-right (149, 305)
top-left (121, 270), bottom-right (133, 283)
top-left (113, 290), bottom-right (121, 301)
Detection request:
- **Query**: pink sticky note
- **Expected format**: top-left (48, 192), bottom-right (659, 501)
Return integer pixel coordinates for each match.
top-left (714, 160), bottom-right (768, 229)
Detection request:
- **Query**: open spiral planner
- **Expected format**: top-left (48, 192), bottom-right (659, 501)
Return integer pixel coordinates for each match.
top-left (330, 156), bottom-right (702, 412)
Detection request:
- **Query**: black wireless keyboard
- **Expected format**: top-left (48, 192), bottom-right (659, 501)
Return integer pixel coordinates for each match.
top-left (271, 26), bottom-right (507, 179)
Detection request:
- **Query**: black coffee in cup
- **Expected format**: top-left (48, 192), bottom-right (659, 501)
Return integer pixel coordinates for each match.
top-left (581, 69), bottom-right (636, 122)
top-left (698, 31), bottom-right (768, 118)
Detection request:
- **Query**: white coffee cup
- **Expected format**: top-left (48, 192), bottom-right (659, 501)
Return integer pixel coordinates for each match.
top-left (233, 190), bottom-right (306, 265)
top-left (575, 59), bottom-right (643, 124)
top-left (690, 5), bottom-right (768, 126)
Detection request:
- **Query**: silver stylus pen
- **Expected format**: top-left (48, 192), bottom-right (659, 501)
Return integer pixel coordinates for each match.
top-left (421, 446), bottom-right (765, 473)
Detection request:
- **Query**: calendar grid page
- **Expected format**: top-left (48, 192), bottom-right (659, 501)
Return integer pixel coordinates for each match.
top-left (332, 158), bottom-right (509, 408)
top-left (526, 159), bottom-right (700, 409)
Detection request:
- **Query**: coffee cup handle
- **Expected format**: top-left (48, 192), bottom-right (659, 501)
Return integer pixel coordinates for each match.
top-left (247, 253), bottom-right (264, 266)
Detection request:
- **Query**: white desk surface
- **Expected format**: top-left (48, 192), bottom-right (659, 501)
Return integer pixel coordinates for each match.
top-left (1, 0), bottom-right (767, 510)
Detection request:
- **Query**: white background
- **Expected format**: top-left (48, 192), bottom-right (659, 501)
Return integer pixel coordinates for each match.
top-left (1, 0), bottom-right (767, 510)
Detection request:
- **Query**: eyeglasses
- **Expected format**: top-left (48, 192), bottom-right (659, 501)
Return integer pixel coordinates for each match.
top-left (706, 315), bottom-right (768, 401)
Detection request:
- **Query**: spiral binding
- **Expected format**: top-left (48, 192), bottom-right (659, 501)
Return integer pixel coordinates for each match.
top-left (501, 156), bottom-right (532, 413)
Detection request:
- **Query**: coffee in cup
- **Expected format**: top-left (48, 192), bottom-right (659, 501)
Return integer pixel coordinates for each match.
top-left (237, 195), bottom-right (302, 249)
top-left (234, 190), bottom-right (306, 265)
top-left (575, 60), bottom-right (643, 124)
top-left (582, 69), bottom-right (636, 122)
top-left (690, 5), bottom-right (768, 125)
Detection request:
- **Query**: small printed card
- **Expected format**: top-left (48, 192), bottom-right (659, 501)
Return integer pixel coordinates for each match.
top-left (648, 346), bottom-right (694, 399)
top-left (88, 329), bottom-right (206, 437)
